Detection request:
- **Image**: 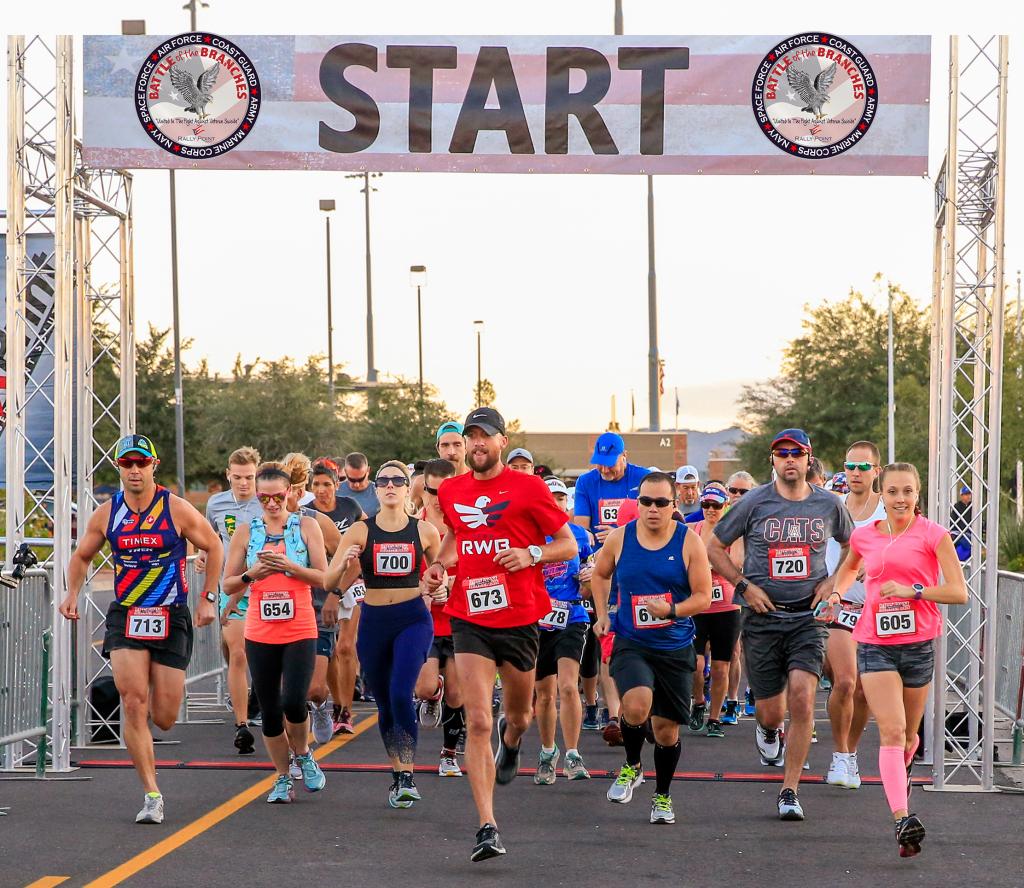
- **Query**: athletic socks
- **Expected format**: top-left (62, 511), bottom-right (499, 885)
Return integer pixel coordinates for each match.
top-left (441, 703), bottom-right (465, 752)
top-left (879, 745), bottom-right (908, 814)
top-left (620, 718), bottom-right (646, 768)
top-left (654, 741), bottom-right (681, 795)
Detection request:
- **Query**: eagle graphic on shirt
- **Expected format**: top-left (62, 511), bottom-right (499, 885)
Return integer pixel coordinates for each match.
top-left (453, 496), bottom-right (511, 529)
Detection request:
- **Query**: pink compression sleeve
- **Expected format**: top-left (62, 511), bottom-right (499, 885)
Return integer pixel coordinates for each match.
top-left (879, 745), bottom-right (908, 813)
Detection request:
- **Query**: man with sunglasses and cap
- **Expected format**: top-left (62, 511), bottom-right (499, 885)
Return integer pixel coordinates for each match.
top-left (424, 407), bottom-right (577, 862)
top-left (59, 435), bottom-right (223, 825)
top-left (707, 428), bottom-right (853, 822)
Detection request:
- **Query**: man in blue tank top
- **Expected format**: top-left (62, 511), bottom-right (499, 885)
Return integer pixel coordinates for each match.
top-left (59, 435), bottom-right (223, 826)
top-left (591, 472), bottom-right (713, 826)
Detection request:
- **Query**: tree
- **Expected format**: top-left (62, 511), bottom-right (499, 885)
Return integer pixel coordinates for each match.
top-left (473, 378), bottom-right (497, 408)
top-left (347, 380), bottom-right (454, 467)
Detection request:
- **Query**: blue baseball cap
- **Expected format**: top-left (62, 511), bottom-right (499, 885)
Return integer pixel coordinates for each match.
top-left (116, 434), bottom-right (158, 460)
top-left (960, 485), bottom-right (971, 495)
top-left (771, 428), bottom-right (812, 453)
top-left (436, 421), bottom-right (464, 441)
top-left (591, 432), bottom-right (625, 467)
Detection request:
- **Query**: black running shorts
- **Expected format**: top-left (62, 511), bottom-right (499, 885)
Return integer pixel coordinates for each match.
top-left (428, 634), bottom-right (455, 666)
top-left (450, 617), bottom-right (539, 673)
top-left (536, 622), bottom-right (588, 680)
top-left (580, 620), bottom-right (601, 679)
top-left (693, 610), bottom-right (742, 662)
top-left (741, 611), bottom-right (826, 700)
top-left (609, 636), bottom-right (696, 724)
top-left (102, 600), bottom-right (193, 671)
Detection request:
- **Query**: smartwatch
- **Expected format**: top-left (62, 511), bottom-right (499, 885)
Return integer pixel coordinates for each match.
top-left (241, 572), bottom-right (254, 585)
top-left (327, 588), bottom-right (343, 599)
top-left (202, 590), bottom-right (217, 604)
top-left (912, 583), bottom-right (925, 600)
top-left (528, 545), bottom-right (543, 565)
top-left (734, 579), bottom-right (749, 596)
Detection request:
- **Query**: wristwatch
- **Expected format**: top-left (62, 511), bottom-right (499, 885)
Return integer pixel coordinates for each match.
top-left (734, 578), bottom-right (749, 596)
top-left (241, 572), bottom-right (254, 585)
top-left (528, 545), bottom-right (543, 565)
top-left (327, 588), bottom-right (343, 599)
top-left (202, 590), bottom-right (216, 604)
top-left (912, 583), bottom-right (925, 600)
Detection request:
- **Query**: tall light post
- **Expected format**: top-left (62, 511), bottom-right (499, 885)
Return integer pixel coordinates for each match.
top-left (474, 320), bottom-right (484, 407)
top-left (887, 282), bottom-right (896, 464)
top-left (320, 200), bottom-right (336, 406)
top-left (410, 265), bottom-right (427, 402)
top-left (346, 171), bottom-right (383, 384)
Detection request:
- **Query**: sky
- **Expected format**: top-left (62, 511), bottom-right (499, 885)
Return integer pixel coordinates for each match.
top-left (2, 2), bottom-right (1022, 435)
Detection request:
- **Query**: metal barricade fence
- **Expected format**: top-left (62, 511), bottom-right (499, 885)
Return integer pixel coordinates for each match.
top-left (0, 569), bottom-right (53, 772)
top-left (179, 555), bottom-right (227, 722)
top-left (993, 570), bottom-right (1023, 722)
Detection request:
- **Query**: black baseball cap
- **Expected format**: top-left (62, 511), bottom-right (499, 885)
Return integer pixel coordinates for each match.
top-left (463, 407), bottom-right (506, 436)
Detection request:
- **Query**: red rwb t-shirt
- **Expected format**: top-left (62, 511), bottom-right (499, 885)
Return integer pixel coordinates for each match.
top-left (439, 466), bottom-right (569, 628)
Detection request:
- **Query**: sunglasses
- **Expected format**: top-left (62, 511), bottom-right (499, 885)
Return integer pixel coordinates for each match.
top-left (728, 486), bottom-right (750, 496)
top-left (423, 484), bottom-right (439, 496)
top-left (256, 492), bottom-right (288, 505)
top-left (844, 461), bottom-right (875, 472)
top-left (701, 501), bottom-right (725, 511)
top-left (374, 475), bottom-right (409, 488)
top-left (638, 496), bottom-right (673, 508)
top-left (345, 473), bottom-right (369, 485)
top-left (117, 456), bottom-right (153, 468)
top-left (772, 448), bottom-right (807, 459)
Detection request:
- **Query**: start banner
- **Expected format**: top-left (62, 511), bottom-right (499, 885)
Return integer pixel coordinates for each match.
top-left (83, 33), bottom-right (930, 175)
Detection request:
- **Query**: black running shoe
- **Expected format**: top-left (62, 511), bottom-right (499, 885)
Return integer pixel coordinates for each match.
top-left (494, 715), bottom-right (521, 785)
top-left (234, 723), bottom-right (255, 755)
top-left (895, 813), bottom-right (925, 857)
top-left (471, 823), bottom-right (506, 862)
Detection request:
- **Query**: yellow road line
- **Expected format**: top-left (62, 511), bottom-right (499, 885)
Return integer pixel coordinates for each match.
top-left (25, 878), bottom-right (70, 888)
top-left (83, 715), bottom-right (378, 888)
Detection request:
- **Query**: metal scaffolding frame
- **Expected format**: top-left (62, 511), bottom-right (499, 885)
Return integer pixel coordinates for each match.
top-left (5, 35), bottom-right (134, 770)
top-left (929, 35), bottom-right (1009, 791)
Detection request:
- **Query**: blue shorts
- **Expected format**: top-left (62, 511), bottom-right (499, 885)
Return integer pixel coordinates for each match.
top-left (219, 589), bottom-right (249, 620)
top-left (317, 626), bottom-right (338, 658)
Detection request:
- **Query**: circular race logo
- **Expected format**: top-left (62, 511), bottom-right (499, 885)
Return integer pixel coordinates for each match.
top-left (752, 33), bottom-right (877, 159)
top-left (136, 32), bottom-right (260, 158)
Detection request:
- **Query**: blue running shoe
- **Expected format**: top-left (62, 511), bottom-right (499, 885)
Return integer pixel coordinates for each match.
top-left (721, 700), bottom-right (739, 725)
top-left (295, 752), bottom-right (326, 793)
top-left (582, 705), bottom-right (601, 731)
top-left (267, 774), bottom-right (295, 804)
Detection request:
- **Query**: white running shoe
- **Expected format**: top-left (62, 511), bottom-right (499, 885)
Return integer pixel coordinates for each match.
top-left (439, 752), bottom-right (463, 777)
top-left (311, 701), bottom-right (333, 745)
top-left (135, 792), bottom-right (164, 824)
top-left (755, 723), bottom-right (783, 763)
top-left (826, 753), bottom-right (849, 787)
top-left (288, 753), bottom-right (302, 779)
top-left (845, 753), bottom-right (862, 789)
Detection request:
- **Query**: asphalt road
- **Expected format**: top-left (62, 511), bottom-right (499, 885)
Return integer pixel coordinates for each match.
top-left (2, 695), bottom-right (1022, 888)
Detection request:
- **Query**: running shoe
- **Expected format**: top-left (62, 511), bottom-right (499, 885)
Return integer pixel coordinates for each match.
top-left (491, 686), bottom-right (502, 715)
top-left (418, 697), bottom-right (442, 728)
top-left (688, 702), bottom-right (707, 733)
top-left (811, 724), bottom-right (818, 744)
top-left (135, 792), bottom-right (164, 824)
top-left (534, 746), bottom-right (559, 785)
top-left (600, 706), bottom-right (610, 727)
top-left (602, 716), bottom-right (623, 747)
top-left (705, 719), bottom-right (725, 739)
top-left (819, 674), bottom-right (832, 691)
top-left (311, 701), bottom-right (333, 745)
top-left (439, 750), bottom-right (463, 777)
top-left (295, 752), bottom-right (326, 792)
top-left (397, 770), bottom-right (421, 802)
top-left (777, 787), bottom-right (804, 821)
top-left (744, 687), bottom-right (755, 717)
top-left (755, 723), bottom-right (783, 764)
top-left (563, 750), bottom-right (591, 780)
top-left (334, 706), bottom-right (354, 735)
top-left (493, 715), bottom-right (521, 785)
top-left (721, 700), bottom-right (739, 725)
top-left (471, 823), bottom-right (506, 862)
top-left (650, 792), bottom-right (675, 824)
top-left (845, 753), bottom-right (862, 789)
top-left (582, 705), bottom-right (601, 731)
top-left (388, 773), bottom-right (413, 809)
top-left (288, 754), bottom-right (302, 780)
top-left (826, 753), bottom-right (849, 787)
top-left (267, 774), bottom-right (294, 804)
top-left (895, 813), bottom-right (925, 857)
top-left (234, 723), bottom-right (255, 755)
top-left (607, 763), bottom-right (645, 804)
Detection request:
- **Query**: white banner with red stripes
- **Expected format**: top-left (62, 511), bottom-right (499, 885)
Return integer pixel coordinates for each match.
top-left (83, 33), bottom-right (930, 175)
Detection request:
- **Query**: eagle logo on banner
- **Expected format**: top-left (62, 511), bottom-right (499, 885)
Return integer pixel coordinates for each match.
top-left (169, 62), bottom-right (220, 120)
top-left (786, 61), bottom-right (837, 119)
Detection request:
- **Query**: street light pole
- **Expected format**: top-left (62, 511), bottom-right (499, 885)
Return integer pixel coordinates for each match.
top-left (320, 200), bottom-right (336, 406)
top-left (887, 283), bottom-right (896, 464)
top-left (474, 320), bottom-right (484, 407)
top-left (410, 265), bottom-right (427, 403)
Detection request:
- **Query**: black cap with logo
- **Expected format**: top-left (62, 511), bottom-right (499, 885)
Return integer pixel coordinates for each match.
top-left (463, 407), bottom-right (506, 437)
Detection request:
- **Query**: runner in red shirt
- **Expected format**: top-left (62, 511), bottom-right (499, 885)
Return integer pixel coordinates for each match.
top-left (424, 407), bottom-right (577, 863)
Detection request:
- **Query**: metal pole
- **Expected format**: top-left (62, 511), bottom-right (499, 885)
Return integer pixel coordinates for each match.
top-left (476, 328), bottom-right (482, 408)
top-left (325, 215), bottom-right (334, 406)
top-left (887, 284), bottom-right (896, 463)
top-left (363, 172), bottom-right (377, 383)
top-left (647, 174), bottom-right (660, 431)
top-left (417, 284), bottom-right (424, 401)
top-left (169, 170), bottom-right (186, 495)
top-left (614, 0), bottom-right (623, 35)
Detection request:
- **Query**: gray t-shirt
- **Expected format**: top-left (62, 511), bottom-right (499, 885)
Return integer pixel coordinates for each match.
top-left (337, 481), bottom-right (380, 518)
top-left (205, 492), bottom-right (263, 563)
top-left (714, 482), bottom-right (853, 611)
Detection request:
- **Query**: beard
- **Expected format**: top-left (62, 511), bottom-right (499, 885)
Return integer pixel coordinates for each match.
top-left (469, 449), bottom-right (500, 474)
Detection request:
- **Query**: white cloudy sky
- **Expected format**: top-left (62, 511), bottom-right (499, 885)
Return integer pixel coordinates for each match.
top-left (2, 2), bottom-right (1021, 434)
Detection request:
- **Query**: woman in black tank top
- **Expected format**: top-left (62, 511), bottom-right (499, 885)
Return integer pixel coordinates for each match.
top-left (323, 460), bottom-right (444, 809)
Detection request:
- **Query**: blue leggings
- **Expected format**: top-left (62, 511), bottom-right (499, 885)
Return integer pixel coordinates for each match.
top-left (356, 596), bottom-right (433, 763)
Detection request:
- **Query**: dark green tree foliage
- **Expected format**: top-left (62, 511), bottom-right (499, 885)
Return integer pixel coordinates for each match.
top-left (347, 382), bottom-right (455, 468)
